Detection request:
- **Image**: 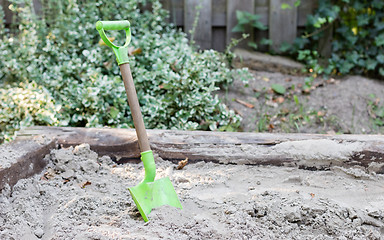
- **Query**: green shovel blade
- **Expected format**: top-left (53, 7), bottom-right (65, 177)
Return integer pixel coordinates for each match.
top-left (129, 177), bottom-right (182, 222)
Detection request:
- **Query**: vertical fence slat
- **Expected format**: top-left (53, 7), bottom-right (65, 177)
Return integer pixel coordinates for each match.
top-left (226, 0), bottom-right (255, 48)
top-left (1, 0), bottom-right (13, 26)
top-left (297, 0), bottom-right (317, 27)
top-left (3, 0), bottom-right (318, 52)
top-left (254, 0), bottom-right (269, 52)
top-left (269, 0), bottom-right (298, 52)
top-left (212, 0), bottom-right (226, 26)
top-left (164, 0), bottom-right (184, 26)
top-left (184, 0), bottom-right (212, 50)
top-left (212, 28), bottom-right (226, 51)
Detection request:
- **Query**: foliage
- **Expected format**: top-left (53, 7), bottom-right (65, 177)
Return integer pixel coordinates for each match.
top-left (271, 84), bottom-right (286, 95)
top-left (0, 0), bottom-right (250, 142)
top-left (0, 82), bottom-right (59, 142)
top-left (232, 10), bottom-right (267, 50)
top-left (367, 94), bottom-right (384, 129)
top-left (289, 0), bottom-right (384, 79)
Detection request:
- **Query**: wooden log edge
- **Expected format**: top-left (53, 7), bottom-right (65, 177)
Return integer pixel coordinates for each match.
top-left (2, 126), bottom-right (384, 191)
top-left (15, 126), bottom-right (384, 173)
top-left (0, 136), bottom-right (56, 191)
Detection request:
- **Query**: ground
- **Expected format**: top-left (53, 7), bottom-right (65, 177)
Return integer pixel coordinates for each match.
top-left (221, 50), bottom-right (384, 134)
top-left (0, 144), bottom-right (383, 239)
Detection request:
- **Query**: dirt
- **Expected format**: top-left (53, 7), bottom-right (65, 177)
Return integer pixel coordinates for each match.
top-left (225, 57), bottom-right (384, 134)
top-left (1, 144), bottom-right (384, 239)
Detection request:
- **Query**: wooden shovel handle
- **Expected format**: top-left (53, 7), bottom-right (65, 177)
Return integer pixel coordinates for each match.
top-left (119, 63), bottom-right (151, 152)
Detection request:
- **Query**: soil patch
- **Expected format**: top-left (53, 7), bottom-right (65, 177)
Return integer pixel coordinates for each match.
top-left (222, 67), bottom-right (384, 134)
top-left (1, 144), bottom-right (383, 239)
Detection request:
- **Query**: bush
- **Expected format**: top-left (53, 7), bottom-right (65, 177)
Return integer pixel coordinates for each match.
top-left (0, 0), bottom-right (250, 142)
top-left (290, 0), bottom-right (384, 79)
top-left (0, 82), bottom-right (59, 142)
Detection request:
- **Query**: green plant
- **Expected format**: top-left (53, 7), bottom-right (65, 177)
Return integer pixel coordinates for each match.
top-left (232, 10), bottom-right (268, 50)
top-left (367, 94), bottom-right (384, 129)
top-left (0, 82), bottom-right (60, 143)
top-left (289, 0), bottom-right (384, 79)
top-left (0, 0), bottom-right (251, 142)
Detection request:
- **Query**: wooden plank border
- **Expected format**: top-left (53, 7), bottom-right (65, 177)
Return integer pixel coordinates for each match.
top-left (16, 127), bottom-right (384, 170)
top-left (0, 137), bottom-right (56, 190)
top-left (4, 125), bottom-right (382, 191)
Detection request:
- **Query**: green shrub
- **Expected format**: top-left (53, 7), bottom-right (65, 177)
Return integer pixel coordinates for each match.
top-left (0, 0), bottom-right (250, 141)
top-left (290, 0), bottom-right (384, 79)
top-left (0, 82), bottom-right (59, 142)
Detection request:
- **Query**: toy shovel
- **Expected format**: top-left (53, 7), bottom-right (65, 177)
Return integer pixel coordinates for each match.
top-left (96, 20), bottom-right (182, 222)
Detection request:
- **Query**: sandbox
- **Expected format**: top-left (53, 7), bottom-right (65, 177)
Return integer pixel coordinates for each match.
top-left (1, 127), bottom-right (383, 239)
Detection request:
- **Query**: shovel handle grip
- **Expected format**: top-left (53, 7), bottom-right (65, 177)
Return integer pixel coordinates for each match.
top-left (96, 20), bottom-right (130, 31)
top-left (96, 20), bottom-right (131, 65)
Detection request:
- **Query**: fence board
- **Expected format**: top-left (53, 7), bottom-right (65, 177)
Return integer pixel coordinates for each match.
top-left (1, 0), bottom-right (13, 26)
top-left (162, 0), bottom-right (184, 26)
top-left (184, 0), bottom-right (212, 50)
top-left (3, 0), bottom-right (318, 52)
top-left (226, 0), bottom-right (255, 48)
top-left (212, 0), bottom-right (226, 26)
top-left (269, 0), bottom-right (298, 52)
top-left (297, 1), bottom-right (317, 26)
top-left (212, 27), bottom-right (226, 51)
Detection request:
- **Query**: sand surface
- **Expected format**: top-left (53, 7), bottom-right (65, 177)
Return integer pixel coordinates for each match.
top-left (1, 144), bottom-right (383, 239)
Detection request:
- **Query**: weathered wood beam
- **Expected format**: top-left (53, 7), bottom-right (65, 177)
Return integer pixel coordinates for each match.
top-left (0, 137), bottom-right (56, 190)
top-left (2, 126), bottom-right (384, 191)
top-left (16, 126), bottom-right (384, 172)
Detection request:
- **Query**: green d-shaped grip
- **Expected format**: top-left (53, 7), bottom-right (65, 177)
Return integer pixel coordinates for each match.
top-left (96, 20), bottom-right (131, 65)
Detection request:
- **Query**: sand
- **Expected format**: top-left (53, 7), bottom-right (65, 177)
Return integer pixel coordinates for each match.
top-left (1, 144), bottom-right (383, 239)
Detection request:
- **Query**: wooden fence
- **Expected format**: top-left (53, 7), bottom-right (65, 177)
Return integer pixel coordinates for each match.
top-left (161, 0), bottom-right (318, 51)
top-left (1, 0), bottom-right (318, 52)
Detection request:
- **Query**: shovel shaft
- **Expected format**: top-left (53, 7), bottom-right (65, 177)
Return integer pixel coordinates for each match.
top-left (119, 63), bottom-right (151, 152)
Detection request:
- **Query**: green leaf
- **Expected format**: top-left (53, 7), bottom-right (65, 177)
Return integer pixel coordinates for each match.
top-left (313, 17), bottom-right (327, 28)
top-left (232, 24), bottom-right (245, 32)
top-left (279, 42), bottom-right (291, 52)
top-left (376, 108), bottom-right (384, 118)
top-left (379, 68), bottom-right (384, 76)
top-left (109, 107), bottom-right (119, 118)
top-left (281, 3), bottom-right (292, 9)
top-left (366, 59), bottom-right (377, 70)
top-left (248, 41), bottom-right (258, 49)
top-left (376, 55), bottom-right (384, 64)
top-left (271, 84), bottom-right (286, 95)
top-left (374, 119), bottom-right (384, 126)
top-left (236, 10), bottom-right (245, 21)
top-left (260, 38), bottom-right (273, 46)
top-left (251, 21), bottom-right (267, 30)
top-left (294, 0), bottom-right (301, 7)
top-left (293, 95), bottom-right (300, 105)
top-left (375, 33), bottom-right (384, 46)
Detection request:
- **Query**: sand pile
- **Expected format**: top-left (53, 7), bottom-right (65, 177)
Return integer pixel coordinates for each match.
top-left (1, 144), bottom-right (383, 239)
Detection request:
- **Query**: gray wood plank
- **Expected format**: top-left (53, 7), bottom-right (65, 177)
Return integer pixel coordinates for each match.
top-left (15, 126), bottom-right (384, 174)
top-left (32, 0), bottom-right (42, 16)
top-left (212, 0), bottom-right (226, 26)
top-left (1, 0), bottom-right (13, 25)
top-left (318, 24), bottom-right (333, 58)
top-left (212, 27), bottom-right (226, 51)
top-left (254, 6), bottom-right (268, 26)
top-left (297, 0), bottom-right (318, 26)
top-left (226, 0), bottom-right (255, 48)
top-left (255, 0), bottom-right (268, 7)
top-left (161, 0), bottom-right (172, 22)
top-left (162, 0), bottom-right (184, 26)
top-left (184, 0), bottom-right (212, 50)
top-left (0, 138), bottom-right (56, 191)
top-left (173, 0), bottom-right (185, 26)
top-left (269, 0), bottom-right (298, 52)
